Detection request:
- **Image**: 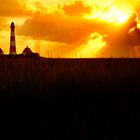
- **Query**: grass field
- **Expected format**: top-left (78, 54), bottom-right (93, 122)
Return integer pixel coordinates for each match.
top-left (0, 56), bottom-right (140, 139)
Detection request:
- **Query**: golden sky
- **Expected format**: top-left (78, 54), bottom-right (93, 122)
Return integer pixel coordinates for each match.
top-left (1, 0), bottom-right (140, 57)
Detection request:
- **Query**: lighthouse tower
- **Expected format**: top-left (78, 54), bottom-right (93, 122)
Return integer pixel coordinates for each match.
top-left (9, 22), bottom-right (17, 55)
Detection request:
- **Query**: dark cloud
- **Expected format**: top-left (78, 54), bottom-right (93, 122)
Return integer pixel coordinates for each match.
top-left (130, 28), bottom-right (140, 46)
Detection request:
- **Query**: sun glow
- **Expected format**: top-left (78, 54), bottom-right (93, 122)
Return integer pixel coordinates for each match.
top-left (68, 33), bottom-right (106, 58)
top-left (85, 6), bottom-right (132, 24)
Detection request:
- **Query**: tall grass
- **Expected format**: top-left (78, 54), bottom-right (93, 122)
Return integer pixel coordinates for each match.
top-left (0, 57), bottom-right (140, 95)
top-left (0, 57), bottom-right (140, 139)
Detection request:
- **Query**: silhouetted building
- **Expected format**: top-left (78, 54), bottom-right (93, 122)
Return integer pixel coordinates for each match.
top-left (0, 48), bottom-right (3, 55)
top-left (9, 22), bottom-right (17, 55)
top-left (22, 46), bottom-right (33, 55)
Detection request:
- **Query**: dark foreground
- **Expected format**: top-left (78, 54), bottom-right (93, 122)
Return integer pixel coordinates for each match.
top-left (0, 57), bottom-right (140, 139)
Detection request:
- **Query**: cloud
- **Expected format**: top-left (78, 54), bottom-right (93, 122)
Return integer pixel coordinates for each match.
top-left (17, 12), bottom-right (108, 44)
top-left (69, 32), bottom-right (106, 58)
top-left (62, 1), bottom-right (92, 16)
top-left (0, 0), bottom-right (26, 17)
top-left (17, 1), bottom-right (110, 45)
top-left (100, 12), bottom-right (140, 57)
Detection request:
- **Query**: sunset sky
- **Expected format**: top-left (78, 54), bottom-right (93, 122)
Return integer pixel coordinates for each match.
top-left (1, 0), bottom-right (140, 57)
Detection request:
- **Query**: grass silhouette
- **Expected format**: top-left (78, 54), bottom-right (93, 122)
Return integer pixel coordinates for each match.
top-left (0, 57), bottom-right (140, 139)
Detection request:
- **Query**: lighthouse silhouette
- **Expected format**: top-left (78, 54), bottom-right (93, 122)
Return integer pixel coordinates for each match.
top-left (9, 22), bottom-right (17, 55)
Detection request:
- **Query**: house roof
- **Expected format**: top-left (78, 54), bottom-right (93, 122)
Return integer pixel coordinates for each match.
top-left (0, 48), bottom-right (3, 54)
top-left (22, 46), bottom-right (33, 55)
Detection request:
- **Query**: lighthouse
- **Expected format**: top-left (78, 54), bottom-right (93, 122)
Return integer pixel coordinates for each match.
top-left (9, 22), bottom-right (17, 55)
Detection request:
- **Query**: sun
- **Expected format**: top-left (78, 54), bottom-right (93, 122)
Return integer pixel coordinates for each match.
top-left (107, 7), bottom-right (131, 24)
top-left (84, 6), bottom-right (132, 24)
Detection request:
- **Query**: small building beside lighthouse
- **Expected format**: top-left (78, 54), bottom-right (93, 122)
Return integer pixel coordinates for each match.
top-left (0, 48), bottom-right (3, 55)
top-left (22, 46), bottom-right (33, 55)
top-left (9, 22), bottom-right (17, 55)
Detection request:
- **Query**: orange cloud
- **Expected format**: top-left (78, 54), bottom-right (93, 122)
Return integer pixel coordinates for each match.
top-left (0, 0), bottom-right (26, 17)
top-left (99, 13), bottom-right (140, 57)
top-left (17, 12), bottom-right (107, 44)
top-left (62, 1), bottom-right (91, 16)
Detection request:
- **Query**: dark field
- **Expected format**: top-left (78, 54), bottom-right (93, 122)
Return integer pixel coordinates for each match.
top-left (0, 57), bottom-right (140, 139)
